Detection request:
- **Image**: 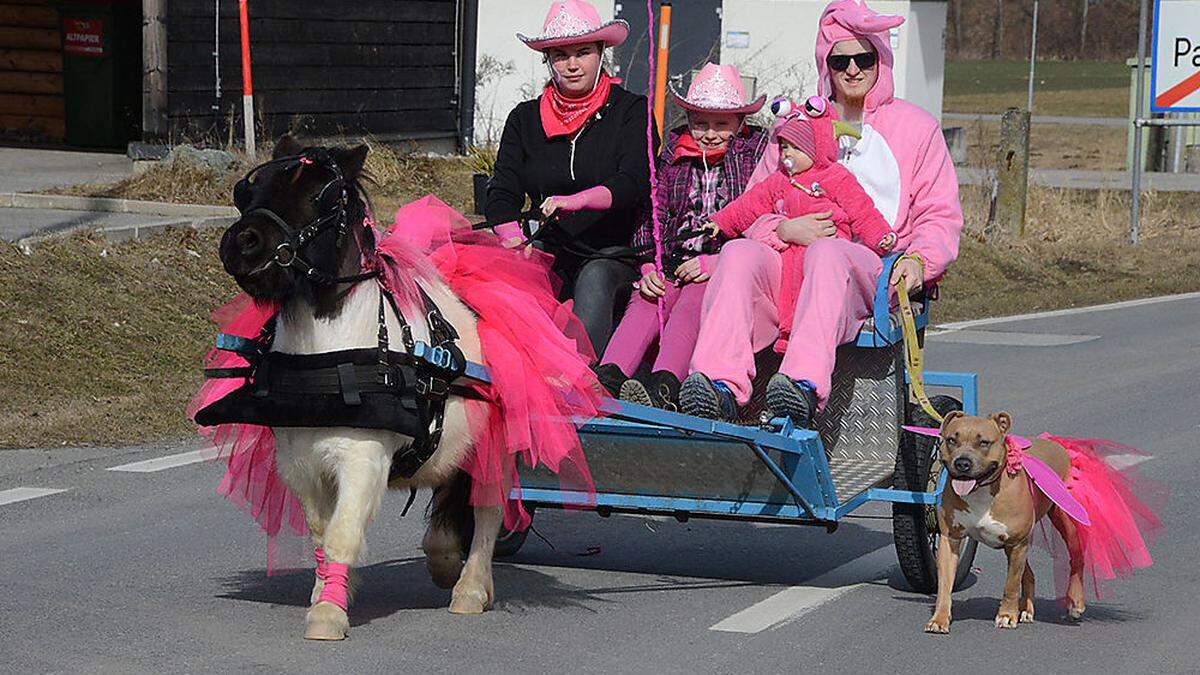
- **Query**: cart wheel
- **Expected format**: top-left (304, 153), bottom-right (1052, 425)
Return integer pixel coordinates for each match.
top-left (892, 395), bottom-right (978, 594)
top-left (493, 507), bottom-right (534, 558)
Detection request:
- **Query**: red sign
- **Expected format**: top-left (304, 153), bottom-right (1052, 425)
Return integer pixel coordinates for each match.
top-left (63, 19), bottom-right (104, 57)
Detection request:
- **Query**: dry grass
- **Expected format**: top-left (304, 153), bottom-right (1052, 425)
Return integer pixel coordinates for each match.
top-left (954, 120), bottom-right (1127, 171)
top-left (51, 141), bottom-right (478, 218)
top-left (0, 227), bottom-right (237, 448)
top-left (936, 186), bottom-right (1200, 322)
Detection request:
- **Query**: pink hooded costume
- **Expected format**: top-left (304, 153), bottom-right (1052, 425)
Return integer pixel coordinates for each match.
top-left (689, 0), bottom-right (963, 408)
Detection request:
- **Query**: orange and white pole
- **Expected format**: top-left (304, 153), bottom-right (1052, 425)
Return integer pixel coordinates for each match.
top-left (652, 3), bottom-right (672, 135)
top-left (238, 0), bottom-right (257, 159)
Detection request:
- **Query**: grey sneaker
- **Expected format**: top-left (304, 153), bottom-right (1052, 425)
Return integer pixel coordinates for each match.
top-left (765, 373), bottom-right (818, 428)
top-left (679, 372), bottom-right (737, 422)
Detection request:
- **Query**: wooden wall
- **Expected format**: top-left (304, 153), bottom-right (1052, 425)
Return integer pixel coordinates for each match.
top-left (0, 1), bottom-right (63, 141)
top-left (166, 0), bottom-right (461, 143)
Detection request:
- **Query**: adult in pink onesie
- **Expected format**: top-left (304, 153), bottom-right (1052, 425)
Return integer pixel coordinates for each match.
top-left (681, 0), bottom-right (963, 425)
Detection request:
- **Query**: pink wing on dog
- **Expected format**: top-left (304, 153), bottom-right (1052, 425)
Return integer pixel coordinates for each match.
top-left (1024, 454), bottom-right (1091, 526)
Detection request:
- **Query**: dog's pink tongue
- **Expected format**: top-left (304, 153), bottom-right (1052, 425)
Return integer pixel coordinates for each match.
top-left (952, 479), bottom-right (977, 497)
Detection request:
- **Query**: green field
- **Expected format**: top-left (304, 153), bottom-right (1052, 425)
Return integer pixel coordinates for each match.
top-left (944, 60), bottom-right (1130, 117)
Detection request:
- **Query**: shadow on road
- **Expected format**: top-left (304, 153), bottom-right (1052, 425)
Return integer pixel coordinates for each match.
top-left (217, 555), bottom-right (614, 627)
top-left (889, 592), bottom-right (1144, 627)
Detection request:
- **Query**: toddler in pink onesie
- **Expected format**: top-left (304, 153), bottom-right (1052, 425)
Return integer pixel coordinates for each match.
top-left (703, 96), bottom-right (895, 346)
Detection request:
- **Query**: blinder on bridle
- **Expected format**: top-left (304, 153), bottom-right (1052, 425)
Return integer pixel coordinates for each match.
top-left (233, 150), bottom-right (376, 286)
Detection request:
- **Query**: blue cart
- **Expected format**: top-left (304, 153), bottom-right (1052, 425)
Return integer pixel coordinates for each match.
top-left (419, 254), bottom-right (980, 593)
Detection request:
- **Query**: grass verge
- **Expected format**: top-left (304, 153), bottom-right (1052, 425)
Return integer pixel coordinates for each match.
top-left (945, 59), bottom-right (1129, 117)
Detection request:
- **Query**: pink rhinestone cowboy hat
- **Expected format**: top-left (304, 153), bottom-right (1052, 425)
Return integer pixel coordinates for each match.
top-left (669, 63), bottom-right (767, 115)
top-left (517, 0), bottom-right (629, 51)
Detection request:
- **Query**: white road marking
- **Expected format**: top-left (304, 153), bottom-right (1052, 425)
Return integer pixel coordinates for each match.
top-left (927, 329), bottom-right (1100, 347)
top-left (709, 546), bottom-right (895, 634)
top-left (0, 487), bottom-right (68, 506)
top-left (107, 448), bottom-right (210, 473)
top-left (936, 292), bottom-right (1200, 331)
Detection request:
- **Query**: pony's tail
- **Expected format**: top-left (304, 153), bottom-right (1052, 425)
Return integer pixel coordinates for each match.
top-left (1045, 435), bottom-right (1165, 599)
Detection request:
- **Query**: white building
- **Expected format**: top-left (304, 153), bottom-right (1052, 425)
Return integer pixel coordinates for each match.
top-left (471, 0), bottom-right (947, 146)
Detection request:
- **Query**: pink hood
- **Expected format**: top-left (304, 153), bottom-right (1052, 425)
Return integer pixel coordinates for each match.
top-left (815, 0), bottom-right (904, 114)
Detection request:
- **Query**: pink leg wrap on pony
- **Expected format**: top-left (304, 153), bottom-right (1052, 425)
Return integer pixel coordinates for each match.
top-left (316, 560), bottom-right (350, 611)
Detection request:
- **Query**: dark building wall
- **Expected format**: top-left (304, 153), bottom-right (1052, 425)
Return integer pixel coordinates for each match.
top-left (165, 0), bottom-right (462, 143)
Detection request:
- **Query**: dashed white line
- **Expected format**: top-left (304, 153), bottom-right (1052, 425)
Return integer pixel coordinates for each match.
top-left (710, 545), bottom-right (895, 634)
top-left (0, 487), bottom-right (68, 506)
top-left (107, 448), bottom-right (210, 473)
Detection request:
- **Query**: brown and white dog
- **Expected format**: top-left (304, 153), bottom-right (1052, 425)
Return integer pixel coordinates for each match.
top-left (924, 411), bottom-right (1086, 633)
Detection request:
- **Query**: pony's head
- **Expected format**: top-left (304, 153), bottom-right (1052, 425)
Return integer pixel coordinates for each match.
top-left (219, 135), bottom-right (372, 306)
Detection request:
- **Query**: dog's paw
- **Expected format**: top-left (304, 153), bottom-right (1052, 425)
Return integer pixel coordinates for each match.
top-left (994, 612), bottom-right (1019, 629)
top-left (1067, 603), bottom-right (1085, 621)
top-left (1018, 609), bottom-right (1034, 624)
top-left (924, 616), bottom-right (951, 634)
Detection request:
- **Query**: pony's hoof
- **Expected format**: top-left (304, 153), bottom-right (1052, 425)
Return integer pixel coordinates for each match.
top-left (304, 602), bottom-right (349, 641)
top-left (426, 553), bottom-right (464, 590)
top-left (448, 586), bottom-right (492, 615)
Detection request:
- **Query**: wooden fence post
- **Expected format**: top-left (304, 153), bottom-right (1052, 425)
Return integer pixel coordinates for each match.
top-left (142, 0), bottom-right (167, 141)
top-left (988, 106), bottom-right (1031, 239)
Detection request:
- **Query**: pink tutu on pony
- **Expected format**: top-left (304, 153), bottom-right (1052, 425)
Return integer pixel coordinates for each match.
top-left (189, 196), bottom-right (601, 566)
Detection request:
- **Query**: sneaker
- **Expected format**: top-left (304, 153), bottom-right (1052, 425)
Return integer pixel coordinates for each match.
top-left (618, 378), bottom-right (654, 407)
top-left (679, 372), bottom-right (738, 422)
top-left (592, 363), bottom-right (627, 398)
top-left (619, 370), bottom-right (682, 410)
top-left (647, 370), bottom-right (681, 410)
top-left (765, 373), bottom-right (818, 428)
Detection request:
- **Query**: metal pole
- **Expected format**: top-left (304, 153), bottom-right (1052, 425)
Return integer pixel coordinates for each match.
top-left (1131, 0), bottom-right (1148, 244)
top-left (213, 0), bottom-right (220, 113)
top-left (652, 3), bottom-right (672, 135)
top-left (1026, 0), bottom-right (1039, 112)
top-left (238, 0), bottom-right (256, 160)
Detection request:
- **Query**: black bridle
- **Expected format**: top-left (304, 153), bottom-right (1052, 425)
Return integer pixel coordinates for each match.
top-left (234, 151), bottom-right (379, 286)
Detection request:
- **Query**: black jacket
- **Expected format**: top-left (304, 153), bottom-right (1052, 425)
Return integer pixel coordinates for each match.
top-left (485, 85), bottom-right (652, 260)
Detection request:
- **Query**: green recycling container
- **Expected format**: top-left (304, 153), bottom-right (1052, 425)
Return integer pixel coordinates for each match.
top-left (60, 2), bottom-right (141, 148)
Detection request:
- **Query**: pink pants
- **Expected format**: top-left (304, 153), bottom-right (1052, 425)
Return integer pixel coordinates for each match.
top-left (601, 281), bottom-right (706, 379)
top-left (689, 237), bottom-right (882, 407)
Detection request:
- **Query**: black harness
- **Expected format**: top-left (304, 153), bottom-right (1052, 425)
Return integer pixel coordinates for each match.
top-left (195, 151), bottom-right (482, 481)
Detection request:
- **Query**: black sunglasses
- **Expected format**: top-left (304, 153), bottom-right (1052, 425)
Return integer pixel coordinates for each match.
top-left (827, 51), bottom-right (878, 72)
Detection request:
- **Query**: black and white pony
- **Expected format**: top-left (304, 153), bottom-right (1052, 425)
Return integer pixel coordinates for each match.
top-left (214, 136), bottom-right (501, 640)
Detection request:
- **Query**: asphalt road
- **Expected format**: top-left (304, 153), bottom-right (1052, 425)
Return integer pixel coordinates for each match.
top-left (1, 295), bottom-right (1195, 674)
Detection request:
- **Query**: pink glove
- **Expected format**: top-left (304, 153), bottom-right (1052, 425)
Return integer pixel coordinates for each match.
top-left (545, 186), bottom-right (613, 213)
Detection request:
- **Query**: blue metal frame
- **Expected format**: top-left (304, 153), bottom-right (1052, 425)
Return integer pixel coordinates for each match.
top-left (411, 258), bottom-right (980, 526)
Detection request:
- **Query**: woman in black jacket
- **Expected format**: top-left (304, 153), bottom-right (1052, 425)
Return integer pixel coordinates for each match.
top-left (486, 0), bottom-right (651, 355)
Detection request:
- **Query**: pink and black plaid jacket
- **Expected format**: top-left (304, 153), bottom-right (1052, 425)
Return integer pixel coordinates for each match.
top-left (632, 125), bottom-right (769, 270)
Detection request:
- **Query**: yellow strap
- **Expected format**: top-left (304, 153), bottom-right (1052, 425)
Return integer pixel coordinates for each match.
top-left (894, 255), bottom-right (943, 423)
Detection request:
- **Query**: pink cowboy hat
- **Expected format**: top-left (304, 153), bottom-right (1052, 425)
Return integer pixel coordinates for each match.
top-left (517, 0), bottom-right (629, 51)
top-left (669, 63), bottom-right (766, 115)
